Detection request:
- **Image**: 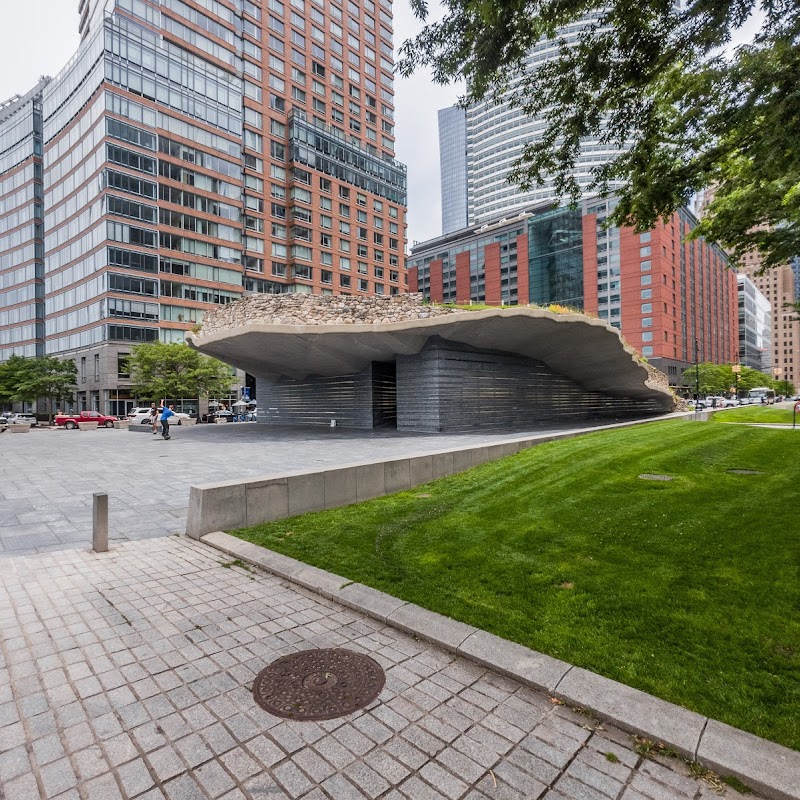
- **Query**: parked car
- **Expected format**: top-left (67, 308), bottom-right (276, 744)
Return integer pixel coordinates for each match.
top-left (696, 396), bottom-right (735, 410)
top-left (212, 409), bottom-right (234, 421)
top-left (128, 407), bottom-right (191, 426)
top-left (55, 411), bottom-right (118, 429)
top-left (6, 413), bottom-right (39, 426)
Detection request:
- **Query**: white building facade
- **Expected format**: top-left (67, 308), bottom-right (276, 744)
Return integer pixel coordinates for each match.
top-left (439, 12), bottom-right (626, 234)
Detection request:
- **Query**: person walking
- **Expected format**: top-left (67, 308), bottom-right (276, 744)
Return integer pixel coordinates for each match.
top-left (160, 404), bottom-right (175, 440)
top-left (150, 402), bottom-right (159, 434)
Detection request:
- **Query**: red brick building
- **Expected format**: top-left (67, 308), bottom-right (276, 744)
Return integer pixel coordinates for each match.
top-left (409, 198), bottom-right (738, 386)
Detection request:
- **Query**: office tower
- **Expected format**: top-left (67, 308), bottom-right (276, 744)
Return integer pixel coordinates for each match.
top-left (699, 185), bottom-right (799, 388)
top-left (0, 79), bottom-right (49, 362)
top-left (438, 105), bottom-right (467, 235)
top-left (737, 274), bottom-right (771, 373)
top-left (1, 0), bottom-right (407, 415)
top-left (408, 198), bottom-right (739, 385)
top-left (438, 11), bottom-right (625, 233)
top-left (740, 258), bottom-right (800, 389)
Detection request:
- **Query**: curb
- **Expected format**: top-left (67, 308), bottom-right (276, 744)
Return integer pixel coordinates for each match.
top-left (200, 530), bottom-right (800, 800)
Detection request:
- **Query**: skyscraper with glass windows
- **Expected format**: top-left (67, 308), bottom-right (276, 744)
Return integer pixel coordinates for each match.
top-left (0, 79), bottom-right (49, 362)
top-left (0, 0), bottom-right (407, 415)
top-left (438, 12), bottom-right (625, 234)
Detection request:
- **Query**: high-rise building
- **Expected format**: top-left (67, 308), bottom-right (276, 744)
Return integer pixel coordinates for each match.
top-left (0, 79), bottom-right (49, 362)
top-left (438, 106), bottom-right (467, 235)
top-left (1, 0), bottom-right (407, 415)
top-left (737, 274), bottom-right (771, 373)
top-left (408, 198), bottom-right (739, 385)
top-left (438, 12), bottom-right (625, 234)
top-left (740, 258), bottom-right (800, 390)
top-left (698, 186), bottom-right (799, 389)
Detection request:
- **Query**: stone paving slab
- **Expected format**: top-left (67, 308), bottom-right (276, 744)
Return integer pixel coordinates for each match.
top-left (0, 419), bottom-right (666, 556)
top-left (0, 537), bottom-right (770, 800)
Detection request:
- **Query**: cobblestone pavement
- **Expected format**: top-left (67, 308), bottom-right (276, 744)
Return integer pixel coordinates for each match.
top-left (0, 420), bottom-right (628, 555)
top-left (0, 536), bottom-right (758, 800)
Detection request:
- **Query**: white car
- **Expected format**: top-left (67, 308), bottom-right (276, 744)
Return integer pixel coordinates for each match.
top-left (6, 413), bottom-right (39, 426)
top-left (128, 407), bottom-right (191, 426)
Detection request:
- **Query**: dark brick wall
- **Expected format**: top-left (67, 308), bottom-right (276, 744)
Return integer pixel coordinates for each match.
top-left (255, 370), bottom-right (375, 428)
top-left (396, 337), bottom-right (663, 433)
top-left (255, 337), bottom-right (664, 432)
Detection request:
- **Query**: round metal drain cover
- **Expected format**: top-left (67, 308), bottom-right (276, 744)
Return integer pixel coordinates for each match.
top-left (252, 649), bottom-right (385, 721)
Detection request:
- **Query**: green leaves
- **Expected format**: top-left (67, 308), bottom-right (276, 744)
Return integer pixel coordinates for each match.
top-left (0, 355), bottom-right (77, 405)
top-left (399, 0), bottom-right (800, 268)
top-left (128, 342), bottom-right (234, 401)
top-left (680, 363), bottom-right (782, 395)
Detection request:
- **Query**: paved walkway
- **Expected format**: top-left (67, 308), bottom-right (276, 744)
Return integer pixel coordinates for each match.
top-left (0, 421), bottom-right (639, 554)
top-left (0, 537), bottom-right (758, 800)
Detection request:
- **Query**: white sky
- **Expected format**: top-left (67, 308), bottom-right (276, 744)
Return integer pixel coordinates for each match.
top-left (0, 3), bottom-right (760, 245)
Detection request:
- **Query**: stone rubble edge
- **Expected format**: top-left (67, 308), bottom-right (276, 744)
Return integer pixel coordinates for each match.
top-left (198, 530), bottom-right (799, 800)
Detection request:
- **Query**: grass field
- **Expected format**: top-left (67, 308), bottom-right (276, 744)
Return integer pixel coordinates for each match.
top-left (231, 420), bottom-right (800, 750)
top-left (712, 404), bottom-right (796, 424)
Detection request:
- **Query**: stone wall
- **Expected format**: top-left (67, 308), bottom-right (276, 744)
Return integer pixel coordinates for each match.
top-left (198, 293), bottom-right (457, 335)
top-left (397, 338), bottom-right (666, 433)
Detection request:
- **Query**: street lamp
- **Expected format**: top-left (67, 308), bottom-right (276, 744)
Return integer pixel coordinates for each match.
top-left (694, 339), bottom-right (700, 405)
top-left (731, 363), bottom-right (741, 400)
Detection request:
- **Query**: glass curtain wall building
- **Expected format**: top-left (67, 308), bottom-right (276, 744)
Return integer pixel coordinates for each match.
top-left (1, 0), bottom-right (407, 415)
top-left (737, 274), bottom-right (771, 373)
top-left (438, 12), bottom-right (626, 234)
top-left (0, 79), bottom-right (49, 362)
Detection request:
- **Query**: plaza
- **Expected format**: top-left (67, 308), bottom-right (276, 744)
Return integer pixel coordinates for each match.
top-left (0, 421), bottom-right (625, 555)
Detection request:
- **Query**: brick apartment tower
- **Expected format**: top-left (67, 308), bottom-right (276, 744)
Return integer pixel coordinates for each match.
top-left (0, 0), bottom-right (407, 415)
top-left (697, 188), bottom-right (800, 390)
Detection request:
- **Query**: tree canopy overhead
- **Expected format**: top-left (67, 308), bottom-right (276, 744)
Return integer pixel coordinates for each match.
top-left (398, 0), bottom-right (800, 270)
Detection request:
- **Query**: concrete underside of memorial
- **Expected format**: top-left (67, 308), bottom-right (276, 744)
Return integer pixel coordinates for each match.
top-left (188, 307), bottom-right (675, 432)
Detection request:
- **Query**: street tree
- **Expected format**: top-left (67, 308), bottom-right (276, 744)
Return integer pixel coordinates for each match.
top-left (398, 0), bottom-right (800, 270)
top-left (0, 356), bottom-right (77, 421)
top-left (128, 342), bottom-right (235, 402)
top-left (680, 363), bottom-right (775, 396)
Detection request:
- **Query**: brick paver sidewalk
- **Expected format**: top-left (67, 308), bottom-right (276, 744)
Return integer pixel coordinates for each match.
top-left (0, 538), bottom-right (755, 800)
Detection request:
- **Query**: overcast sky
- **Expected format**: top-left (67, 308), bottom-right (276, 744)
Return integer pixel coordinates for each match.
top-left (0, 1), bottom-right (458, 246)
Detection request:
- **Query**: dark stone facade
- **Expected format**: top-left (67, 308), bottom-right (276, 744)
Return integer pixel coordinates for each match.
top-left (256, 337), bottom-right (664, 432)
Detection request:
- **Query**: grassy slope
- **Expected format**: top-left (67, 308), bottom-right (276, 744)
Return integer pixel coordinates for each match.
top-left (232, 420), bottom-right (800, 750)
top-left (712, 405), bottom-right (796, 424)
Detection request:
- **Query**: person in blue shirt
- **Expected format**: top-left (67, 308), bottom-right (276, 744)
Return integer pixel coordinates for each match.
top-left (160, 403), bottom-right (175, 440)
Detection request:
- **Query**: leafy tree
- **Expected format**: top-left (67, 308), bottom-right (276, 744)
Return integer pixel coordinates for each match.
top-left (0, 356), bottom-right (77, 422)
top-left (680, 363), bottom-right (775, 396)
top-left (398, 0), bottom-right (800, 270)
top-left (129, 342), bottom-right (234, 402)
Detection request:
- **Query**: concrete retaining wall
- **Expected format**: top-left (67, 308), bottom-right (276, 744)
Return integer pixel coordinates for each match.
top-left (185, 418), bottom-right (662, 539)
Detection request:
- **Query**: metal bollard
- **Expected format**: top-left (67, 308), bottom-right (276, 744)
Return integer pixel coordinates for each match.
top-left (93, 492), bottom-right (109, 553)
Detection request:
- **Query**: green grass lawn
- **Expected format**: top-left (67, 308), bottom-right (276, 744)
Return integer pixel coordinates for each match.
top-left (231, 420), bottom-right (800, 750)
top-left (712, 405), bottom-right (796, 424)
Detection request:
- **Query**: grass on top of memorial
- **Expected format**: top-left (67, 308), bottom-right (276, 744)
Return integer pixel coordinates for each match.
top-left (231, 419), bottom-right (800, 751)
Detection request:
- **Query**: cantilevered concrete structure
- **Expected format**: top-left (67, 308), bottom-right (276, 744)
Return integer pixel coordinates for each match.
top-left (188, 295), bottom-right (674, 432)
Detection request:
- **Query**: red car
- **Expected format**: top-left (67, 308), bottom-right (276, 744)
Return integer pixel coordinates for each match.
top-left (55, 411), bottom-right (118, 429)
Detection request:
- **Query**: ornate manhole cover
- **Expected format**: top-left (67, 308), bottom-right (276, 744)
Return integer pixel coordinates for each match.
top-left (252, 649), bottom-right (385, 721)
top-left (638, 474), bottom-right (673, 481)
